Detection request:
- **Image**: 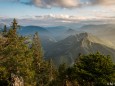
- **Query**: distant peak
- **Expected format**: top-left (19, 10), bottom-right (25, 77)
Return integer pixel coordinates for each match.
top-left (64, 32), bottom-right (115, 49)
top-left (66, 28), bottom-right (76, 34)
top-left (78, 32), bottom-right (115, 48)
top-left (67, 28), bottom-right (74, 31)
top-left (74, 32), bottom-right (90, 41)
top-left (79, 32), bottom-right (89, 37)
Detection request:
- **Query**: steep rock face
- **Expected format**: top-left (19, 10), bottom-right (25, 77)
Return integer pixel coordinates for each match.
top-left (45, 33), bottom-right (115, 66)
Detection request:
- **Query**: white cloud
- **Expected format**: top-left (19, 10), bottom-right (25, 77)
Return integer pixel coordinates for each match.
top-left (0, 14), bottom-right (85, 26)
top-left (1, 0), bottom-right (115, 8)
top-left (33, 0), bottom-right (79, 8)
top-left (97, 0), bottom-right (115, 5)
top-left (32, 0), bottom-right (115, 8)
top-left (79, 0), bottom-right (115, 5)
top-left (2, 14), bottom-right (115, 27)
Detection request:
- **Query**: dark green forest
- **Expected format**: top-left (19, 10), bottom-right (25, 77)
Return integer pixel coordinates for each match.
top-left (0, 19), bottom-right (115, 86)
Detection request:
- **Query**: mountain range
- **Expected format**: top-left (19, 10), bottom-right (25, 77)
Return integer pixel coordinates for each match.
top-left (13, 25), bottom-right (115, 65)
top-left (18, 26), bottom-right (56, 49)
top-left (79, 24), bottom-right (115, 44)
top-left (1, 24), bottom-right (115, 66)
top-left (45, 33), bottom-right (115, 66)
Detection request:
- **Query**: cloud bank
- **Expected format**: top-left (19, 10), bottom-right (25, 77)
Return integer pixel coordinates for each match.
top-left (22, 0), bottom-right (115, 8)
top-left (1, 14), bottom-right (115, 27)
top-left (94, 0), bottom-right (115, 5)
top-left (2, 0), bottom-right (115, 8)
top-left (33, 0), bottom-right (79, 8)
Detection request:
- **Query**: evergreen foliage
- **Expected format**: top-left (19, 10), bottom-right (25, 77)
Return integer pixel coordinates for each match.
top-left (3, 25), bottom-right (7, 33)
top-left (32, 32), bottom-right (57, 86)
top-left (73, 52), bottom-right (115, 86)
top-left (0, 19), bottom-right (35, 86)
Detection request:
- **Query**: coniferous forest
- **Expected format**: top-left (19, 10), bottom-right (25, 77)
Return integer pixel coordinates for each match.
top-left (0, 19), bottom-right (115, 86)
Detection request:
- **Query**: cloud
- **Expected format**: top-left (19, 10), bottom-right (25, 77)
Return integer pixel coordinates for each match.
top-left (32, 0), bottom-right (80, 8)
top-left (2, 14), bottom-right (115, 27)
top-left (0, 0), bottom-right (79, 8)
top-left (1, 0), bottom-right (115, 8)
top-left (97, 0), bottom-right (115, 5)
top-left (22, 0), bottom-right (115, 8)
top-left (33, 0), bottom-right (115, 7)
top-left (82, 0), bottom-right (115, 5)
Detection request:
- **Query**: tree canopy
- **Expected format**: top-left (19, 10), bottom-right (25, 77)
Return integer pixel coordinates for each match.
top-left (72, 52), bottom-right (115, 86)
top-left (0, 19), bottom-right (56, 86)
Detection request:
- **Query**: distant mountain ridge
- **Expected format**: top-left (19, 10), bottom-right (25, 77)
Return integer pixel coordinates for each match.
top-left (0, 23), bottom-right (5, 28)
top-left (79, 24), bottom-right (115, 44)
top-left (19, 26), bottom-right (50, 35)
top-left (19, 26), bottom-right (56, 50)
top-left (80, 24), bottom-right (115, 30)
top-left (45, 32), bottom-right (115, 66)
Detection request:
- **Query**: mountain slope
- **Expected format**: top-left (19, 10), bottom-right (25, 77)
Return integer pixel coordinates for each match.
top-left (0, 23), bottom-right (5, 29)
top-left (18, 26), bottom-right (56, 50)
top-left (45, 33), bottom-right (115, 66)
top-left (45, 26), bottom-right (69, 41)
top-left (79, 24), bottom-right (115, 44)
top-left (19, 26), bottom-right (50, 35)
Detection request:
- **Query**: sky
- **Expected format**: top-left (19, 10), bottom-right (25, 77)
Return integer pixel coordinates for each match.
top-left (0, 0), bottom-right (115, 26)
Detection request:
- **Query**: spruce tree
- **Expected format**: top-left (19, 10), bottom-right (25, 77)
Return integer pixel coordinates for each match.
top-left (2, 25), bottom-right (7, 37)
top-left (32, 32), bottom-right (44, 86)
top-left (32, 32), bottom-right (57, 86)
top-left (0, 19), bottom-right (35, 86)
top-left (3, 25), bottom-right (7, 33)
